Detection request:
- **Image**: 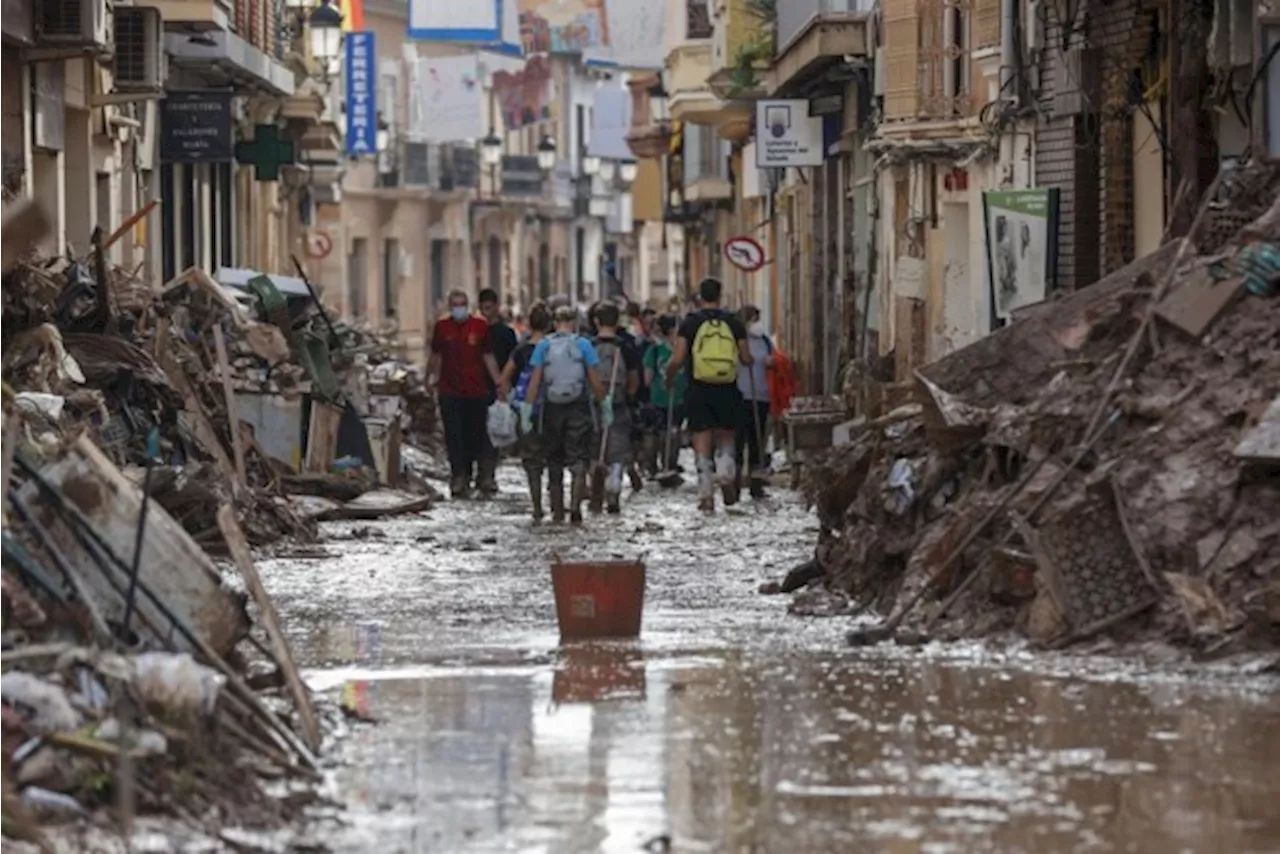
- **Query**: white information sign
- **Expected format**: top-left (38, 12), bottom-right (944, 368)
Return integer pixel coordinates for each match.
top-left (754, 100), bottom-right (823, 168)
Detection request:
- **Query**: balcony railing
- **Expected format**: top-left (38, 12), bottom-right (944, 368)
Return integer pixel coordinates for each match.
top-left (778, 0), bottom-right (874, 52)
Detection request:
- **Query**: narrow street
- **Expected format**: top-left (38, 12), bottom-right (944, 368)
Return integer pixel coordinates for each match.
top-left (260, 466), bottom-right (1280, 854)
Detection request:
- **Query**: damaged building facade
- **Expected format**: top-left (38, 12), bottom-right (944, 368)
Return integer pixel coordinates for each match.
top-left (1, 0), bottom-right (339, 288)
top-left (631, 0), bottom-right (1278, 399)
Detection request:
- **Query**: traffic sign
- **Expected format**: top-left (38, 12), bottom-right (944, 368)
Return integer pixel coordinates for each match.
top-left (724, 235), bottom-right (766, 272)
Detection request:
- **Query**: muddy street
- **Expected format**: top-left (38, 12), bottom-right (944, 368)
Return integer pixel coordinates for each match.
top-left (259, 467), bottom-right (1280, 853)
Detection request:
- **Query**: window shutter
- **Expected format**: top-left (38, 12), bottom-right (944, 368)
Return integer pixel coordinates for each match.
top-left (975, 0), bottom-right (1000, 49)
top-left (883, 0), bottom-right (920, 121)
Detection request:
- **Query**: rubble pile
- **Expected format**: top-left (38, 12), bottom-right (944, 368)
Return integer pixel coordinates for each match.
top-left (1, 221), bottom-right (441, 843)
top-left (800, 160), bottom-right (1280, 655)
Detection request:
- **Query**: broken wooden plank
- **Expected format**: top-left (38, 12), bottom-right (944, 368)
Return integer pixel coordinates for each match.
top-left (1234, 396), bottom-right (1280, 465)
top-left (155, 345), bottom-right (241, 492)
top-left (212, 324), bottom-right (248, 487)
top-left (217, 504), bottom-right (321, 752)
top-left (319, 492), bottom-right (432, 522)
top-left (2, 199), bottom-right (51, 272)
top-left (304, 402), bottom-right (343, 473)
top-left (1154, 266), bottom-right (1246, 339)
top-left (16, 436), bottom-right (250, 656)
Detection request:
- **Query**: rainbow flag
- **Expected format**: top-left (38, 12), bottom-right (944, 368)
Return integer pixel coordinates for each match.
top-left (339, 0), bottom-right (364, 32)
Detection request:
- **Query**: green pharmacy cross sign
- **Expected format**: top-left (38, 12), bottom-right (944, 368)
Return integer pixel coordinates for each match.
top-left (235, 124), bottom-right (296, 181)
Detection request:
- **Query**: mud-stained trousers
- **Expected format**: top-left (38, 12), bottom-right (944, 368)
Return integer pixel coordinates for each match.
top-left (590, 404), bottom-right (633, 513)
top-left (541, 399), bottom-right (594, 522)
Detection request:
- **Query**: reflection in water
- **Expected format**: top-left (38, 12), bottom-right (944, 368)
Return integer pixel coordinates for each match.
top-left (315, 651), bottom-right (1280, 853)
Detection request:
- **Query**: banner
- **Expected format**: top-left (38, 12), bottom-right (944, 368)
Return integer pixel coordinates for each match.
top-left (518, 0), bottom-right (609, 55)
top-left (490, 55), bottom-right (555, 131)
top-left (584, 0), bottom-right (664, 69)
top-left (982, 188), bottom-right (1061, 321)
top-left (408, 0), bottom-right (500, 42)
top-left (406, 54), bottom-right (485, 143)
top-left (343, 32), bottom-right (377, 156)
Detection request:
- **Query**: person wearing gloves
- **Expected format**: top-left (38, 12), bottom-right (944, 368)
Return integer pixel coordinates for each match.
top-left (520, 305), bottom-right (607, 524)
top-left (499, 303), bottom-right (552, 523)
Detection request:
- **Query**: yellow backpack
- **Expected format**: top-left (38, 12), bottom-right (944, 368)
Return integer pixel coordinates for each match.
top-left (691, 316), bottom-right (739, 383)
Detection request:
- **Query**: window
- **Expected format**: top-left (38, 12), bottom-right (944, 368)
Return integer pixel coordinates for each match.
top-left (348, 237), bottom-right (368, 319)
top-left (382, 238), bottom-right (400, 318)
top-left (687, 0), bottom-right (712, 39)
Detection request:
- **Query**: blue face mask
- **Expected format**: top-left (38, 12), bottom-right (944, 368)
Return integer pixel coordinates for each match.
top-left (450, 306), bottom-right (469, 322)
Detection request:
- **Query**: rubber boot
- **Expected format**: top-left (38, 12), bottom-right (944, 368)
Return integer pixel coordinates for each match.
top-left (450, 476), bottom-right (470, 501)
top-left (588, 467), bottom-right (605, 514)
top-left (749, 476), bottom-right (767, 500)
top-left (606, 463), bottom-right (624, 514)
top-left (476, 454), bottom-right (499, 497)
top-left (570, 467), bottom-right (588, 525)
top-left (548, 467), bottom-right (565, 524)
top-left (716, 442), bottom-right (740, 506)
top-left (628, 463), bottom-right (644, 491)
top-left (526, 467), bottom-right (544, 523)
top-left (696, 454), bottom-right (715, 514)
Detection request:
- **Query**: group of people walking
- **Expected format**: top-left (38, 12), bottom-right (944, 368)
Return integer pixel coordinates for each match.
top-left (426, 277), bottom-right (782, 522)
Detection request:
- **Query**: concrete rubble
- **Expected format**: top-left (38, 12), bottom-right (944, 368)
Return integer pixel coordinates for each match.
top-left (1, 216), bottom-right (444, 846)
top-left (792, 158), bottom-right (1280, 657)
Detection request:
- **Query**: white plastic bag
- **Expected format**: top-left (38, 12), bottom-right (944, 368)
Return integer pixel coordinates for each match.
top-left (487, 401), bottom-right (518, 449)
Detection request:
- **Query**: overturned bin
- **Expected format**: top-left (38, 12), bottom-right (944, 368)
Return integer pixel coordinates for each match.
top-left (551, 559), bottom-right (646, 640)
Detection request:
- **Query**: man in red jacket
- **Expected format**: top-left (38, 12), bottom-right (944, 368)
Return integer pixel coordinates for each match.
top-left (427, 289), bottom-right (503, 498)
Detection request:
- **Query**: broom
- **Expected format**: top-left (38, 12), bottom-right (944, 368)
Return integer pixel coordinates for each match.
top-left (655, 393), bottom-right (683, 488)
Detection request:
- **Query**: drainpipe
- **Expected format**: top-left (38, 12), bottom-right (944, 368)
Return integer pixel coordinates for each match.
top-left (999, 0), bottom-right (1017, 97)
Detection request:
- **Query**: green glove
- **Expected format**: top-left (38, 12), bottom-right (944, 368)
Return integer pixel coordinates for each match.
top-left (519, 402), bottom-right (535, 434)
top-left (601, 394), bottom-right (615, 428)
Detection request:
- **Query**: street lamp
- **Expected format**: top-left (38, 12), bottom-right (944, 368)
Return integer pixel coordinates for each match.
top-left (582, 154), bottom-right (601, 176)
top-left (537, 135), bottom-right (557, 171)
top-left (481, 131), bottom-right (503, 167)
top-left (618, 158), bottom-right (638, 185)
top-left (308, 0), bottom-right (343, 79)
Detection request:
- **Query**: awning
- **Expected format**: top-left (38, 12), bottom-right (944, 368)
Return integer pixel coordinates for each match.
top-left (215, 267), bottom-right (311, 299)
top-left (164, 31), bottom-right (294, 97)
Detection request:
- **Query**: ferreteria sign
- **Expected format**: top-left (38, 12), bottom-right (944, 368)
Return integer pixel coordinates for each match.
top-left (160, 91), bottom-right (234, 163)
top-left (754, 99), bottom-right (823, 169)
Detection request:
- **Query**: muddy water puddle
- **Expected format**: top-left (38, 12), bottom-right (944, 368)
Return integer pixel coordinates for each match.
top-left (259, 467), bottom-right (1280, 853)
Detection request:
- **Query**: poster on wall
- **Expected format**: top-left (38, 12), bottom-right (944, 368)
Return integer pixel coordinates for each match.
top-left (518, 0), bottom-right (609, 55)
top-left (982, 188), bottom-right (1060, 322)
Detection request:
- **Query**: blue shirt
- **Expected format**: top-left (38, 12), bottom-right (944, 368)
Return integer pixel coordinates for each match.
top-left (529, 334), bottom-right (601, 369)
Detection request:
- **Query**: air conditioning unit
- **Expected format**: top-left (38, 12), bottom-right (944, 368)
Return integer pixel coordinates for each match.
top-left (37, 0), bottom-right (111, 48)
top-left (113, 7), bottom-right (163, 90)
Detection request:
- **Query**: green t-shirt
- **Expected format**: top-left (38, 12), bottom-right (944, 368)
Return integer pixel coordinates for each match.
top-left (643, 340), bottom-right (688, 408)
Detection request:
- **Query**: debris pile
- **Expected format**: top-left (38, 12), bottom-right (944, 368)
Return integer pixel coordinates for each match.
top-left (795, 159), bottom-right (1280, 656)
top-left (1, 215), bottom-right (439, 843)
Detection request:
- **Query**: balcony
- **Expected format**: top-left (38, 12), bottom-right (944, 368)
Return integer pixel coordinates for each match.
top-left (702, 0), bottom-right (773, 143)
top-left (625, 73), bottom-right (673, 160)
top-left (769, 0), bottom-right (873, 95)
top-left (665, 0), bottom-right (721, 125)
top-left (150, 0), bottom-right (232, 31)
top-left (683, 122), bottom-right (732, 202)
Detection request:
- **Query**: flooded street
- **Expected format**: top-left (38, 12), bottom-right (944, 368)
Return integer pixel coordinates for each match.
top-left (259, 467), bottom-right (1280, 854)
